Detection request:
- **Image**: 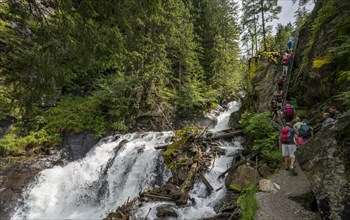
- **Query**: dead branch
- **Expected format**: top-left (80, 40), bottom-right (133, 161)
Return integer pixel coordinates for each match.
top-left (200, 174), bottom-right (214, 192)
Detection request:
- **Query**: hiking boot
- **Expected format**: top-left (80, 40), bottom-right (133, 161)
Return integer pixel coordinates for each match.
top-left (285, 167), bottom-right (289, 171)
top-left (289, 166), bottom-right (298, 176)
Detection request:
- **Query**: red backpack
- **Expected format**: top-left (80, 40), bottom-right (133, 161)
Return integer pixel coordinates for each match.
top-left (284, 105), bottom-right (294, 116)
top-left (281, 126), bottom-right (293, 143)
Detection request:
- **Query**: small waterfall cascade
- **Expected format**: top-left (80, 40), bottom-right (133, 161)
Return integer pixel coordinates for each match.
top-left (135, 101), bottom-right (243, 219)
top-left (12, 101), bottom-right (242, 220)
top-left (12, 132), bottom-right (173, 219)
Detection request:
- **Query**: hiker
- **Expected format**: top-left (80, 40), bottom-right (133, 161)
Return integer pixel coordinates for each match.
top-left (287, 40), bottom-right (293, 50)
top-left (296, 119), bottom-right (313, 146)
top-left (275, 73), bottom-right (286, 90)
top-left (328, 106), bottom-right (342, 120)
top-left (271, 98), bottom-right (278, 121)
top-left (282, 54), bottom-right (291, 75)
top-left (279, 121), bottom-right (297, 175)
top-left (273, 89), bottom-right (284, 99)
top-left (282, 102), bottom-right (296, 122)
top-left (321, 112), bottom-right (335, 127)
top-left (292, 117), bottom-right (303, 131)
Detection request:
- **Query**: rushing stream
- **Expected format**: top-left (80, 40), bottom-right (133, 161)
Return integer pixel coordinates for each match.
top-left (12, 101), bottom-right (242, 219)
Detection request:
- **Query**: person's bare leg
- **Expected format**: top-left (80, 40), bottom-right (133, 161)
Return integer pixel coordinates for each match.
top-left (290, 157), bottom-right (296, 168)
top-left (284, 156), bottom-right (289, 169)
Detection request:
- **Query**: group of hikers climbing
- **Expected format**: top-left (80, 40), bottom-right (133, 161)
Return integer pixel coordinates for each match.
top-left (270, 37), bottom-right (342, 176)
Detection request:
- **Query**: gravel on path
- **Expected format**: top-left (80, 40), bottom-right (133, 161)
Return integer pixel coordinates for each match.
top-left (255, 166), bottom-right (318, 220)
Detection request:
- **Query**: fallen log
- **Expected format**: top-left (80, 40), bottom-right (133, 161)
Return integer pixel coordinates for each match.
top-left (154, 144), bottom-right (170, 150)
top-left (200, 174), bottom-right (214, 192)
top-left (142, 193), bottom-right (172, 200)
top-left (204, 130), bottom-right (244, 141)
top-left (177, 162), bottom-right (198, 205)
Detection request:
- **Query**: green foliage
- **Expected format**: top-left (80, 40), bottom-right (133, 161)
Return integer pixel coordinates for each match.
top-left (240, 111), bottom-right (281, 168)
top-left (44, 96), bottom-right (108, 137)
top-left (0, 0), bottom-right (244, 155)
top-left (229, 183), bottom-right (242, 192)
top-left (237, 183), bottom-right (259, 220)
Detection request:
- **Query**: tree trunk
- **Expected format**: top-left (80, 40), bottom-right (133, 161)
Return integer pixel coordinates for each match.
top-left (260, 0), bottom-right (267, 51)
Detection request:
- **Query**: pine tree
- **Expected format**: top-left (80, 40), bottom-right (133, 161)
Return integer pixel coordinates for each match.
top-left (258, 0), bottom-right (281, 51)
top-left (241, 0), bottom-right (260, 56)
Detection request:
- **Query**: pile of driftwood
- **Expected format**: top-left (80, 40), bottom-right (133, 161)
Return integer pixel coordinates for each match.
top-left (105, 128), bottom-right (244, 219)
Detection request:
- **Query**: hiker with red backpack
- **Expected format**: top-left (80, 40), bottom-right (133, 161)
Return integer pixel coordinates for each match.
top-left (275, 72), bottom-right (286, 90)
top-left (282, 54), bottom-right (291, 75)
top-left (282, 102), bottom-right (296, 122)
top-left (279, 121), bottom-right (298, 175)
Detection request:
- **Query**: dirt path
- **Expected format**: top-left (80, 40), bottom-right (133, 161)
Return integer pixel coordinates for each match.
top-left (255, 165), bottom-right (318, 220)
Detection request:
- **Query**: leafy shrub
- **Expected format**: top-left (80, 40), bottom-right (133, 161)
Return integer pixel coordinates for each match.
top-left (240, 111), bottom-right (281, 168)
top-left (44, 96), bottom-right (108, 137)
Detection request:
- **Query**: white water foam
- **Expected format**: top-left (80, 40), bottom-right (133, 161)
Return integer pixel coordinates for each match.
top-left (12, 132), bottom-right (173, 219)
top-left (207, 101), bottom-right (241, 132)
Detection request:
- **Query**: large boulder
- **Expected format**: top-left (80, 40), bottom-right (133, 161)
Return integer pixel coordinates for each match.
top-left (298, 112), bottom-right (350, 219)
top-left (225, 163), bottom-right (257, 190)
top-left (156, 205), bottom-right (178, 218)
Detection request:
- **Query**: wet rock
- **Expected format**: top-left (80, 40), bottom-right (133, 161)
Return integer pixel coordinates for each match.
top-left (61, 132), bottom-right (98, 161)
top-left (259, 179), bottom-right (276, 192)
top-left (298, 111), bottom-right (350, 219)
top-left (211, 143), bottom-right (225, 155)
top-left (258, 164), bottom-right (271, 177)
top-left (156, 205), bottom-right (178, 218)
top-left (225, 164), bottom-right (257, 189)
top-left (228, 107), bottom-right (244, 129)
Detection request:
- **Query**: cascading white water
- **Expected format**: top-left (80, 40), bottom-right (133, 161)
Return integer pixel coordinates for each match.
top-left (207, 101), bottom-right (241, 132)
top-left (12, 101), bottom-right (242, 220)
top-left (135, 101), bottom-right (243, 219)
top-left (12, 132), bottom-right (173, 219)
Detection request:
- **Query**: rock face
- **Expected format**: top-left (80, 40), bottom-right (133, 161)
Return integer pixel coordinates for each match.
top-left (0, 155), bottom-right (62, 219)
top-left (298, 112), bottom-right (350, 219)
top-left (290, 0), bottom-right (350, 108)
top-left (0, 117), bottom-right (14, 139)
top-left (249, 55), bottom-right (279, 113)
top-left (61, 132), bottom-right (98, 161)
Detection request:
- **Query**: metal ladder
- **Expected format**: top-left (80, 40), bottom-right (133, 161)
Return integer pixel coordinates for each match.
top-left (283, 36), bottom-right (299, 101)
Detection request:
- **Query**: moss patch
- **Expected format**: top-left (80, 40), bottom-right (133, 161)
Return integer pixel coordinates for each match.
top-left (237, 183), bottom-right (259, 220)
top-left (162, 126), bottom-right (204, 169)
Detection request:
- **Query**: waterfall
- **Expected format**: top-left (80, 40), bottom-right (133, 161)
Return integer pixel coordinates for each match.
top-left (12, 101), bottom-right (242, 220)
top-left (12, 132), bottom-right (173, 219)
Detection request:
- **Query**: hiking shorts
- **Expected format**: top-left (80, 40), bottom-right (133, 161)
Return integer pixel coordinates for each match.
top-left (282, 144), bottom-right (296, 158)
top-left (283, 65), bottom-right (288, 72)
